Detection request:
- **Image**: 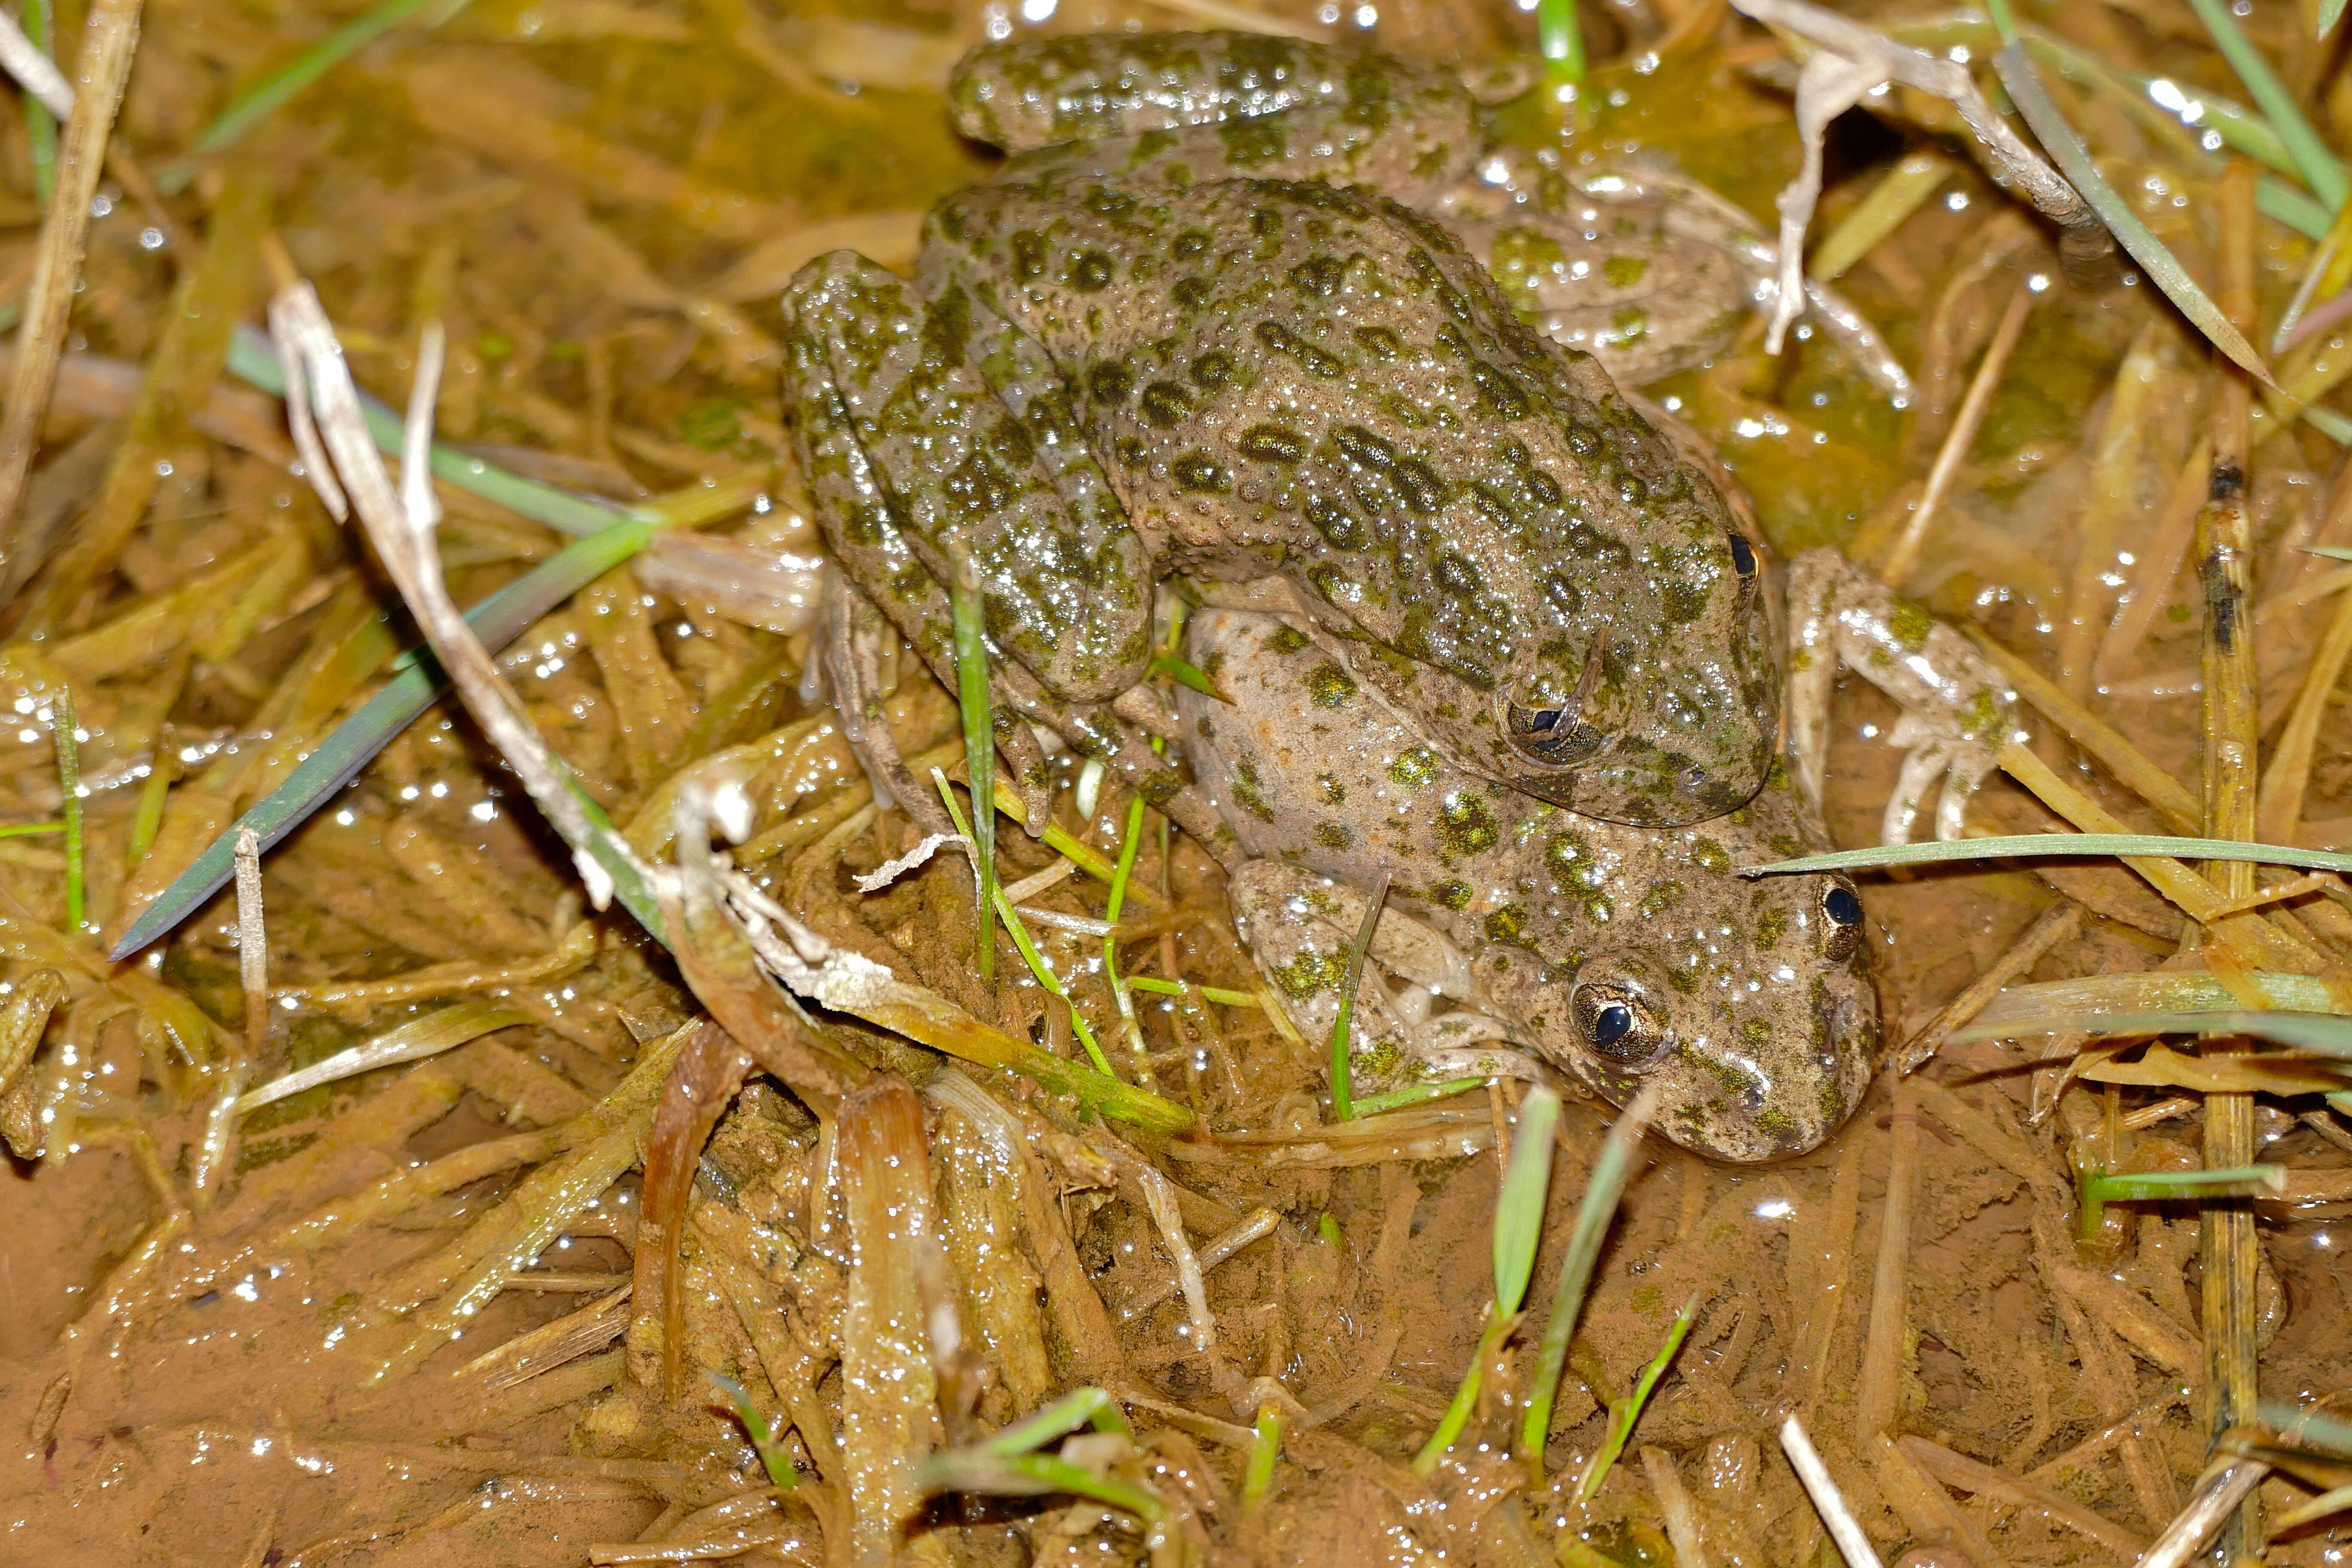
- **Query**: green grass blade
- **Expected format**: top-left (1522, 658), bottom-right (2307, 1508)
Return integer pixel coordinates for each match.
top-left (1147, 654), bottom-right (1227, 701)
top-left (21, 0), bottom-right (52, 207)
top-left (2263, 1399), bottom-right (2352, 1457)
top-left (0, 822), bottom-right (63, 839)
top-left (934, 771), bottom-right (1111, 1075)
top-left (190, 0), bottom-right (471, 156)
top-left (1412, 1311), bottom-right (1511, 1476)
top-left (226, 325), bottom-right (633, 539)
top-left (948, 553), bottom-right (997, 988)
top-left (1493, 1086), bottom-right (1561, 1317)
top-left (1414, 1086), bottom-right (1560, 1479)
top-left (1995, 42), bottom-right (2276, 388)
top-left (1243, 1407), bottom-right (1283, 1512)
top-left (2079, 1163), bottom-right (2285, 1238)
top-left (706, 1371), bottom-right (801, 1488)
top-left (108, 517), bottom-right (655, 960)
top-left (979, 1387), bottom-right (1131, 1457)
top-left (1104, 793), bottom-right (1148, 1063)
top-left (1538, 0), bottom-right (1583, 81)
top-left (2260, 176), bottom-right (2333, 240)
top-left (1750, 832), bottom-right (2352, 879)
top-left (2024, 32), bottom-right (2302, 184)
top-left (1577, 1290), bottom-right (1699, 1502)
top-left (57, 687), bottom-right (82, 934)
top-left (1328, 870), bottom-right (1389, 1121)
top-left (2184, 0), bottom-right (2348, 209)
top-left (2312, 545), bottom-right (2352, 561)
top-left (1521, 1084), bottom-right (1659, 1485)
top-left (2327, 0), bottom-right (2349, 38)
top-left (1952, 1009), bottom-right (2352, 1057)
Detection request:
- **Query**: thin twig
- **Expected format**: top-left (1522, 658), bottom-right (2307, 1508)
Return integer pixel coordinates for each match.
top-left (2136, 1459), bottom-right (2269, 1568)
top-left (1880, 280), bottom-right (2036, 585)
top-left (1901, 902), bottom-right (2079, 1070)
top-left (1781, 1416), bottom-right (1886, 1568)
top-left (1853, 1079), bottom-right (1916, 1437)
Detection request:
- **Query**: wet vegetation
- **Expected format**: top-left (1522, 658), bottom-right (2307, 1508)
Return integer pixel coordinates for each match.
top-left (0, 0), bottom-right (2346, 1564)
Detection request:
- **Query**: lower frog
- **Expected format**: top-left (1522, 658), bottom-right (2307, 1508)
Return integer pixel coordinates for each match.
top-left (1169, 548), bottom-right (2019, 1160)
top-left (1174, 603), bottom-right (1877, 1161)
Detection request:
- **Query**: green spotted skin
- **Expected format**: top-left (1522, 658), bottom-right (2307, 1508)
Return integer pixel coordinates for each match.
top-left (1179, 606), bottom-right (1879, 1163)
top-left (782, 29), bottom-right (1779, 827)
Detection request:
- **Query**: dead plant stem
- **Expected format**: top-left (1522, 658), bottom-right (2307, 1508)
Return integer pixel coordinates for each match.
top-left (2196, 156), bottom-right (2263, 1568)
top-left (0, 0), bottom-right (142, 567)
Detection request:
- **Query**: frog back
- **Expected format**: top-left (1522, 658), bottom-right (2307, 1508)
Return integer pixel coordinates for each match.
top-left (931, 173), bottom-right (1777, 826)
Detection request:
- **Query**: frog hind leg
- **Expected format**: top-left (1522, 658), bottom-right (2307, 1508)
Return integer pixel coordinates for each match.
top-left (781, 249), bottom-right (1155, 707)
top-left (1784, 548), bottom-right (2018, 844)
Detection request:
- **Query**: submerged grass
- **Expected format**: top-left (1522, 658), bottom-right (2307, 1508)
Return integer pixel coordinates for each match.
top-left (948, 552), bottom-right (997, 987)
top-left (1576, 1289), bottom-right (1698, 1502)
top-left (1413, 1083), bottom-right (1559, 1476)
top-left (54, 685), bottom-right (79, 934)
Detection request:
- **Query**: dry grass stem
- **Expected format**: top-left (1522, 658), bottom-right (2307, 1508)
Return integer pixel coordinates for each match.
top-left (1969, 631), bottom-right (2201, 831)
top-left (1896, 1433), bottom-right (2147, 1556)
top-left (1640, 1446), bottom-right (1710, 1568)
top-left (1880, 280), bottom-right (2035, 585)
top-left (1900, 901), bottom-right (2079, 1070)
top-left (1780, 1415), bottom-right (1886, 1568)
top-left (1853, 1079), bottom-right (1915, 1438)
top-left (2196, 157), bottom-right (2266, 1568)
top-left (0, 0), bottom-right (142, 564)
top-left (2138, 1459), bottom-right (2269, 1568)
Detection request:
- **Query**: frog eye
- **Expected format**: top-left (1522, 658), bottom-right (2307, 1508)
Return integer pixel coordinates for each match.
top-left (1506, 701), bottom-right (1603, 767)
top-left (1819, 880), bottom-right (1865, 962)
top-left (1727, 531), bottom-right (1758, 585)
top-left (1571, 982), bottom-right (1672, 1069)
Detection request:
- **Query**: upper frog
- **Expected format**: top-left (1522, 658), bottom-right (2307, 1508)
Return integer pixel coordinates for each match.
top-left (1175, 605), bottom-right (1879, 1162)
top-left (783, 30), bottom-right (1778, 827)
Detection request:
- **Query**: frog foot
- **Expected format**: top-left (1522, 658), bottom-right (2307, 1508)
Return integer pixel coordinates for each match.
top-left (815, 566), bottom-right (1060, 839)
top-left (1229, 862), bottom-right (1551, 1096)
top-left (1440, 157), bottom-right (1912, 402)
top-left (1785, 548), bottom-right (2020, 845)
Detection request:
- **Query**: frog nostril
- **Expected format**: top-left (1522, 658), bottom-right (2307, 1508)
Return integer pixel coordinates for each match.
top-left (1678, 765), bottom-right (1709, 797)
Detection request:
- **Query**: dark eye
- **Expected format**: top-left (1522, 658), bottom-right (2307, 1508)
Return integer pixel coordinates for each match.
top-left (1727, 531), bottom-right (1757, 581)
top-left (1506, 701), bottom-right (1602, 767)
top-left (1572, 983), bottom-right (1672, 1068)
top-left (1821, 882), bottom-right (1865, 962)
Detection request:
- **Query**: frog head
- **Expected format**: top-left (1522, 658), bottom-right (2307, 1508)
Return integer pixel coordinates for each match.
top-left (1534, 866), bottom-right (1877, 1163)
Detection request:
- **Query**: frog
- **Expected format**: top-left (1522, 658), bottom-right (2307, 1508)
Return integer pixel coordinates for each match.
top-left (781, 28), bottom-right (1792, 843)
top-left (1172, 602), bottom-right (1879, 1162)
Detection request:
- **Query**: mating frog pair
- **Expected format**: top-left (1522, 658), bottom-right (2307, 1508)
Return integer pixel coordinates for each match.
top-left (781, 30), bottom-right (2015, 1160)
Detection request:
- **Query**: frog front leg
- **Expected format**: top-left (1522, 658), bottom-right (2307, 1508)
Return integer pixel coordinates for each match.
top-left (1784, 548), bottom-right (2021, 844)
top-left (1229, 861), bottom-right (1549, 1096)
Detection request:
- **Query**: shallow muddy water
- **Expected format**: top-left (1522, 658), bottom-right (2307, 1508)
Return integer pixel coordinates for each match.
top-left (0, 0), bottom-right (2344, 1565)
